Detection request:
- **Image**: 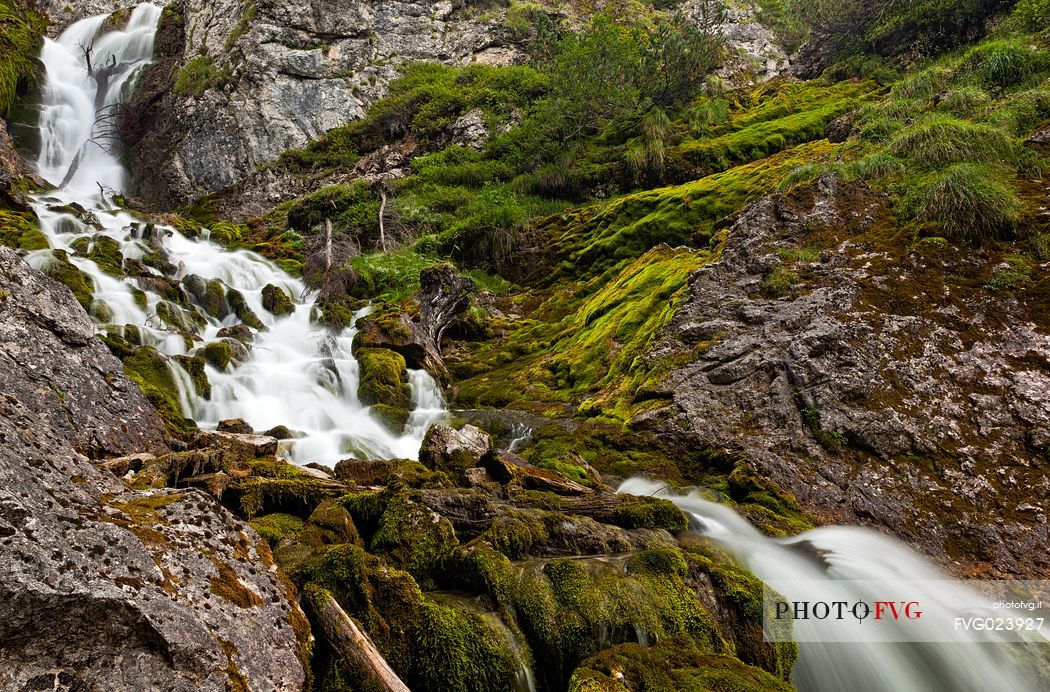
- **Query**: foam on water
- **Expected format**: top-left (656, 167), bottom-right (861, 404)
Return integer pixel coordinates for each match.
top-left (26, 4), bottom-right (446, 465)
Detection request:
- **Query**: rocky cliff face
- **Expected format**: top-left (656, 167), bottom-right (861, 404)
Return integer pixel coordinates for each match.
top-left (116, 0), bottom-right (522, 207)
top-left (640, 175), bottom-right (1049, 578)
top-left (87, 0), bottom-right (785, 209)
top-left (0, 246), bottom-right (308, 689)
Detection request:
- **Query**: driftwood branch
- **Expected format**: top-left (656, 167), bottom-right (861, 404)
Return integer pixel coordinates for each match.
top-left (304, 585), bottom-right (410, 692)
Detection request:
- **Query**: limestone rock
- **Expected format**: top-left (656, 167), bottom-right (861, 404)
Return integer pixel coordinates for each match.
top-left (419, 424), bottom-right (492, 480)
top-left (643, 174), bottom-right (1050, 577)
top-left (0, 246), bottom-right (168, 457)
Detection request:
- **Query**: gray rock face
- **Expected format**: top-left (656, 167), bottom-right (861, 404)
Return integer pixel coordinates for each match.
top-left (0, 247), bottom-right (308, 689)
top-left (0, 246), bottom-right (168, 457)
top-left (120, 0), bottom-right (523, 206)
top-left (641, 175), bottom-right (1049, 577)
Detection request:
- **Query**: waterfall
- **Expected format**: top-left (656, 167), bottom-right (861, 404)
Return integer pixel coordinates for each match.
top-left (618, 478), bottom-right (1049, 692)
top-left (24, 4), bottom-right (446, 465)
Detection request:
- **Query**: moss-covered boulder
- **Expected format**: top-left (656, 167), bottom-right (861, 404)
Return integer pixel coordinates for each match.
top-left (419, 423), bottom-right (492, 482)
top-left (227, 288), bottom-right (266, 329)
top-left (568, 637), bottom-right (794, 691)
top-left (41, 249), bottom-right (94, 310)
top-left (182, 273), bottom-right (228, 318)
top-left (199, 340), bottom-right (234, 370)
top-left (71, 234), bottom-right (123, 277)
top-left (173, 354), bottom-right (211, 398)
top-left (342, 487), bottom-right (459, 589)
top-left (261, 283), bottom-right (294, 316)
top-left (357, 347), bottom-right (411, 431)
top-left (304, 544), bottom-right (520, 691)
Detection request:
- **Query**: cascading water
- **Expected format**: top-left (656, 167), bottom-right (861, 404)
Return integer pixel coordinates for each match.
top-left (619, 478), bottom-right (1049, 692)
top-left (24, 4), bottom-right (446, 465)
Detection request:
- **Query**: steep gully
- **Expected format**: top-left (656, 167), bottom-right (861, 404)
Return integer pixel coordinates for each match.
top-left (18, 5), bottom-right (1049, 691)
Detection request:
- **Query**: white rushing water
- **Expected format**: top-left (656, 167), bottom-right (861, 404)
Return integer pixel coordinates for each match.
top-left (619, 478), bottom-right (1049, 692)
top-left (25, 4), bottom-right (446, 465)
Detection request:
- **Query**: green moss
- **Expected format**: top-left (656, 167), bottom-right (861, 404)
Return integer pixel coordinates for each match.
top-left (510, 557), bottom-right (726, 690)
top-left (226, 288), bottom-right (266, 330)
top-left (261, 283), bottom-right (294, 315)
top-left (675, 79), bottom-right (876, 174)
top-left (551, 141), bottom-right (835, 280)
top-left (174, 55), bottom-right (231, 96)
top-left (199, 340), bottom-right (234, 370)
top-left (119, 345), bottom-right (194, 437)
top-left (357, 347), bottom-right (411, 410)
top-left (611, 498), bottom-right (688, 531)
top-left (304, 545), bottom-right (518, 691)
top-left (568, 638), bottom-right (793, 692)
top-left (71, 235), bottom-right (124, 277)
top-left (41, 249), bottom-right (94, 310)
top-left (369, 488), bottom-right (459, 589)
top-left (0, 209), bottom-right (47, 250)
top-left (173, 354), bottom-right (211, 398)
top-left (249, 512), bottom-right (305, 546)
top-left (0, 0), bottom-right (47, 116)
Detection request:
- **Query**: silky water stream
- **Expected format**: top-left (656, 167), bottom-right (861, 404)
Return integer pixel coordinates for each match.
top-left (25, 4), bottom-right (446, 466)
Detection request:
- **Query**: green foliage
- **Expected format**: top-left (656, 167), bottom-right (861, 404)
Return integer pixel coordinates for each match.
top-left (346, 249), bottom-right (434, 301)
top-left (911, 163), bottom-right (1024, 241)
top-left (0, 0), bottom-right (46, 116)
top-left (1013, 0), bottom-right (1050, 30)
top-left (249, 513), bottom-right (305, 546)
top-left (174, 55), bottom-right (231, 96)
top-left (278, 62), bottom-right (546, 172)
top-left (961, 40), bottom-right (1050, 90)
top-left (569, 638), bottom-right (793, 692)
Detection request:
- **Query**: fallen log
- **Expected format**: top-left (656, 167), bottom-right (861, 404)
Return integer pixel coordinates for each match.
top-left (304, 584), bottom-right (410, 692)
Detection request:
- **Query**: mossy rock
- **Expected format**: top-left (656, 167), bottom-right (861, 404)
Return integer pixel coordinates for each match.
top-left (611, 498), bottom-right (689, 531)
top-left (41, 249), bottom-right (94, 311)
top-left (173, 354), bottom-right (211, 398)
top-left (249, 513), bottom-right (305, 546)
top-left (199, 340), bottom-right (234, 370)
top-left (304, 544), bottom-right (520, 691)
top-left (568, 638), bottom-right (793, 692)
top-left (156, 300), bottom-right (206, 333)
top-left (357, 347), bottom-right (410, 409)
top-left (507, 556), bottom-right (727, 690)
top-left (183, 274), bottom-right (228, 318)
top-left (365, 488), bottom-right (459, 589)
top-left (227, 288), bottom-right (266, 330)
top-left (119, 345), bottom-right (196, 438)
top-left (369, 402), bottom-right (410, 434)
top-left (261, 283), bottom-right (294, 316)
top-left (71, 235), bottom-right (124, 277)
top-left (237, 476), bottom-right (338, 518)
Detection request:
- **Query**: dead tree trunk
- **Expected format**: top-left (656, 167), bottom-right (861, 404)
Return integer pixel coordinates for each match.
top-left (378, 189), bottom-right (388, 253)
top-left (304, 585), bottom-right (410, 692)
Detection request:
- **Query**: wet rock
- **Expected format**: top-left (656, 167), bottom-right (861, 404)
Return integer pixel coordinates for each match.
top-left (261, 283), bottom-right (294, 316)
top-left (226, 288), bottom-right (267, 330)
top-left (183, 273), bottom-right (229, 318)
top-left (217, 324), bottom-right (254, 342)
top-left (264, 424), bottom-right (295, 440)
top-left (419, 424), bottom-right (492, 481)
top-left (483, 450), bottom-right (593, 495)
top-left (190, 430), bottom-right (279, 462)
top-left (218, 418), bottom-right (254, 434)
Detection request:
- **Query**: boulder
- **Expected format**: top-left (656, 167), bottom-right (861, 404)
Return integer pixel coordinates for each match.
top-left (217, 417), bottom-right (254, 434)
top-left (261, 283), bottom-right (294, 316)
top-left (419, 424), bottom-right (492, 481)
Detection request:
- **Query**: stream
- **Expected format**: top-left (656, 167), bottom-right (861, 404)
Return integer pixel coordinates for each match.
top-left (17, 5), bottom-right (1050, 691)
top-left (25, 3), bottom-right (446, 466)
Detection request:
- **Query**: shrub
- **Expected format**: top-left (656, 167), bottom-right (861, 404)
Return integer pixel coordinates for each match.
top-left (914, 164), bottom-right (1023, 241)
top-left (1012, 0), bottom-right (1050, 30)
top-left (174, 55), bottom-right (231, 96)
top-left (960, 40), bottom-right (1049, 90)
top-left (889, 116), bottom-right (1021, 169)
